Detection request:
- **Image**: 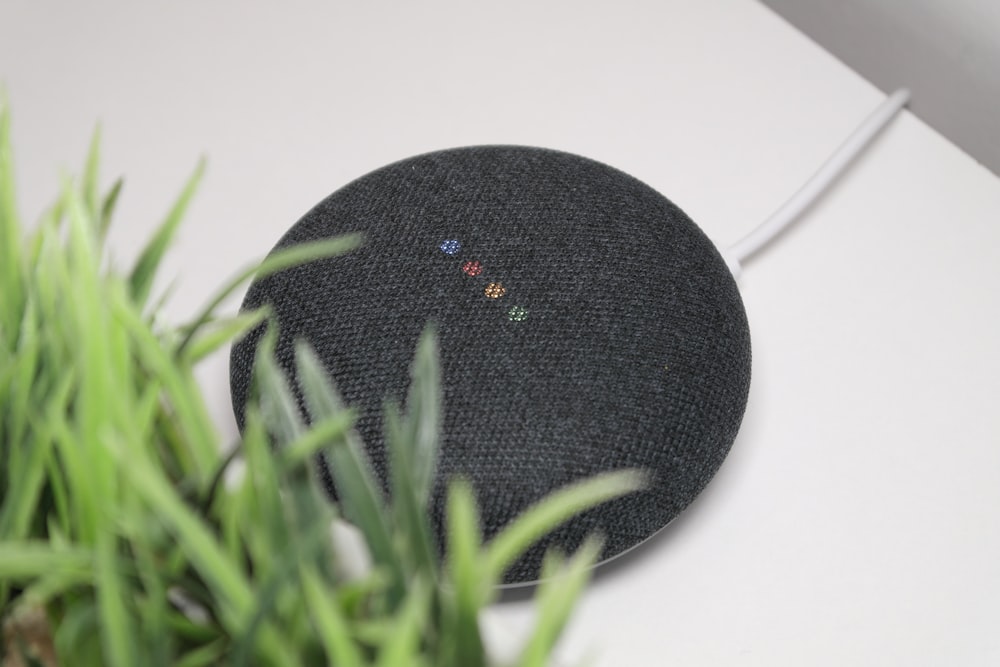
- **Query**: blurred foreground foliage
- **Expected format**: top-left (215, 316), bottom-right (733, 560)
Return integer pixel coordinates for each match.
top-left (0, 104), bottom-right (642, 666)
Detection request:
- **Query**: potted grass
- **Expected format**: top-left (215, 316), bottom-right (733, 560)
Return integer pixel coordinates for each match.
top-left (0, 103), bottom-right (642, 666)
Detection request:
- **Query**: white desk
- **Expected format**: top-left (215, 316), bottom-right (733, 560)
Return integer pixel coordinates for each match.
top-left (3, 1), bottom-right (998, 664)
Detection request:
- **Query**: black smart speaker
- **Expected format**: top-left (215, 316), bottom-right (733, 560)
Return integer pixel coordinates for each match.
top-left (229, 145), bottom-right (751, 584)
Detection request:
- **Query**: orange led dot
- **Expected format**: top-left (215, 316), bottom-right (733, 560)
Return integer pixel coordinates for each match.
top-left (484, 282), bottom-right (506, 299)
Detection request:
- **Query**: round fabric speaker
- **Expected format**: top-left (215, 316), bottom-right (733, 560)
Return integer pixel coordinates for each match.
top-left (229, 146), bottom-right (751, 584)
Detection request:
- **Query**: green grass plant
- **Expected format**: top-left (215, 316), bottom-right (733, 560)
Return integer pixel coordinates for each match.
top-left (0, 102), bottom-right (644, 666)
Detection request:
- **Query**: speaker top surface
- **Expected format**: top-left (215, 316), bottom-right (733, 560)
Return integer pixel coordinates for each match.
top-left (230, 145), bottom-right (751, 583)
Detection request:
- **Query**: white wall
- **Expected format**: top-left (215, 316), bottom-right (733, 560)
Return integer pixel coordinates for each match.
top-left (759, 0), bottom-right (1000, 174)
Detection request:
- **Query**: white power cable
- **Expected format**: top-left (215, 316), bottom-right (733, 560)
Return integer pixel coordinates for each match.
top-left (724, 88), bottom-right (911, 277)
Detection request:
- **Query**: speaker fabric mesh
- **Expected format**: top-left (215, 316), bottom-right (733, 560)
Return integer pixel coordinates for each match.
top-left (229, 146), bottom-right (751, 583)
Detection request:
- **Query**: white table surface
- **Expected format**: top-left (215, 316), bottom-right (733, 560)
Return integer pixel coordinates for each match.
top-left (3, 1), bottom-right (999, 664)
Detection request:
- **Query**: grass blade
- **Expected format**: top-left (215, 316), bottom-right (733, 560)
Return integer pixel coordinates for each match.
top-left (176, 233), bottom-right (362, 355)
top-left (299, 565), bottom-right (365, 667)
top-left (384, 403), bottom-right (439, 577)
top-left (0, 344), bottom-right (66, 541)
top-left (443, 479), bottom-right (487, 667)
top-left (81, 124), bottom-right (101, 221)
top-left (129, 159), bottom-right (205, 307)
top-left (105, 438), bottom-right (254, 629)
top-left (95, 531), bottom-right (139, 667)
top-left (405, 326), bottom-right (441, 506)
top-left (180, 308), bottom-right (269, 364)
top-left (280, 411), bottom-right (357, 473)
top-left (375, 577), bottom-right (430, 667)
top-left (0, 542), bottom-right (92, 581)
top-left (128, 497), bottom-right (173, 667)
top-left (294, 341), bottom-right (406, 601)
top-left (516, 538), bottom-right (603, 667)
top-left (113, 295), bottom-right (218, 477)
top-left (99, 177), bottom-right (124, 239)
top-left (253, 333), bottom-right (305, 442)
top-left (53, 603), bottom-right (103, 666)
top-left (485, 470), bottom-right (646, 581)
top-left (233, 408), bottom-right (287, 574)
top-left (173, 639), bottom-right (228, 667)
top-left (0, 101), bottom-right (24, 329)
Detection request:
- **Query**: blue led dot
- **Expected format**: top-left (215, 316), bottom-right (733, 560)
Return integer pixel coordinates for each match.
top-left (439, 239), bottom-right (461, 255)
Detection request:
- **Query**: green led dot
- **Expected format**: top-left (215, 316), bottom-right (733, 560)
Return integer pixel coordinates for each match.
top-left (507, 305), bottom-right (529, 322)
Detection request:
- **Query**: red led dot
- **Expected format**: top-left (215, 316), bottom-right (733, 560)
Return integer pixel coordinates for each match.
top-left (462, 260), bottom-right (483, 277)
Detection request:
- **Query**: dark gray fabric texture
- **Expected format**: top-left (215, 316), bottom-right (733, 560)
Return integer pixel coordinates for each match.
top-left (229, 146), bottom-right (751, 583)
